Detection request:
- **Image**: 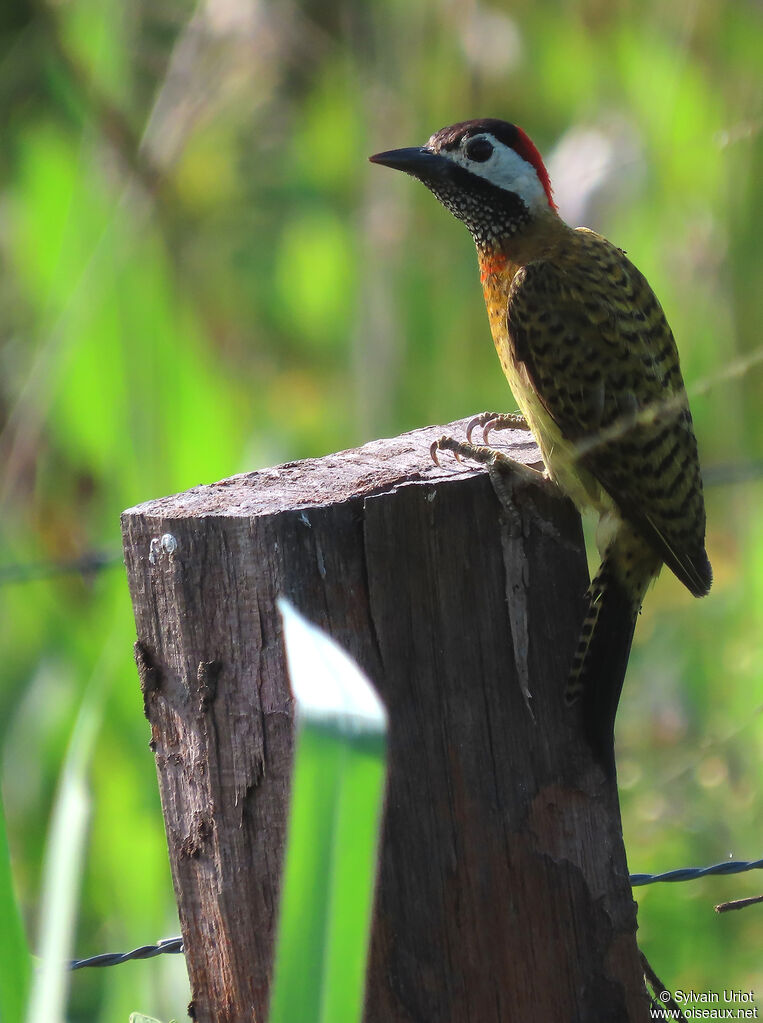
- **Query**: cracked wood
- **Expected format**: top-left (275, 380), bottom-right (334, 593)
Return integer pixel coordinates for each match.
top-left (121, 417), bottom-right (650, 1023)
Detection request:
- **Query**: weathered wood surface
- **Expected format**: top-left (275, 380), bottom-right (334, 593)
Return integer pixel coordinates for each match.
top-left (121, 417), bottom-right (649, 1023)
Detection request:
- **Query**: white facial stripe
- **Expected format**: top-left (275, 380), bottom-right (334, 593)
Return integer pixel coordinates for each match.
top-left (441, 135), bottom-right (549, 213)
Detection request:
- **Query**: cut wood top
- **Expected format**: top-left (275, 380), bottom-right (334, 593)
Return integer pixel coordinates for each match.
top-left (122, 417), bottom-right (541, 520)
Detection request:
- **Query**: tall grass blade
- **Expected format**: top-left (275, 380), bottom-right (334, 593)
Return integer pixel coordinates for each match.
top-left (270, 600), bottom-right (388, 1023)
top-left (25, 663), bottom-right (107, 1023)
top-left (0, 795), bottom-right (32, 1023)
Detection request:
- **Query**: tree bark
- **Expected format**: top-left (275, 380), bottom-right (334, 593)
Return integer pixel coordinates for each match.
top-left (121, 417), bottom-right (649, 1023)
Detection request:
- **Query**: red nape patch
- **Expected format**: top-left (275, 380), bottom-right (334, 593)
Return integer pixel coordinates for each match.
top-left (514, 127), bottom-right (556, 211)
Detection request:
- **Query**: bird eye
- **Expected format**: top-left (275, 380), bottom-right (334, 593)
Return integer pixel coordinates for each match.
top-left (464, 136), bottom-right (493, 162)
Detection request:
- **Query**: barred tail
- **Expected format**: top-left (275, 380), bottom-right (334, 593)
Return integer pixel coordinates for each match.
top-left (566, 533), bottom-right (659, 774)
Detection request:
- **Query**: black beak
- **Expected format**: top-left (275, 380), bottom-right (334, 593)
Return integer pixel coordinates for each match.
top-left (369, 146), bottom-right (451, 179)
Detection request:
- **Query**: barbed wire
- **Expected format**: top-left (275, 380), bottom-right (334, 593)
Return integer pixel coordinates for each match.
top-left (70, 936), bottom-right (184, 971)
top-left (568, 346), bottom-right (763, 465)
top-left (0, 453), bottom-right (760, 589)
top-left (702, 459), bottom-right (763, 486)
top-left (629, 857), bottom-right (763, 887)
top-left (716, 894), bottom-right (763, 914)
top-left (0, 549), bottom-right (122, 585)
top-left (68, 857), bottom-right (763, 970)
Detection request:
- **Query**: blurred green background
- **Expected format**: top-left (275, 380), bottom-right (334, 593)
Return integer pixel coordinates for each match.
top-left (0, 0), bottom-right (760, 1018)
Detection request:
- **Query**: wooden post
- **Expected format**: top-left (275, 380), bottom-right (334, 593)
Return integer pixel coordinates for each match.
top-left (121, 418), bottom-right (650, 1023)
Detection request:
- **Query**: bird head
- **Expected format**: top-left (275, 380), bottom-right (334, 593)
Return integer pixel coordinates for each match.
top-left (370, 119), bottom-right (557, 251)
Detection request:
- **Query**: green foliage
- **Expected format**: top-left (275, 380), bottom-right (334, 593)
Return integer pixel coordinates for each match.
top-left (0, 0), bottom-right (760, 1018)
top-left (0, 794), bottom-right (31, 1023)
top-left (271, 602), bottom-right (387, 1023)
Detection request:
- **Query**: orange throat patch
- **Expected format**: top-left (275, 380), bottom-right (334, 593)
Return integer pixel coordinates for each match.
top-left (478, 250), bottom-right (510, 284)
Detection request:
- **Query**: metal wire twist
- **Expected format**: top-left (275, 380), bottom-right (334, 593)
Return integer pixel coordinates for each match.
top-left (70, 937), bottom-right (183, 971)
top-left (68, 861), bottom-right (763, 968)
top-left (630, 857), bottom-right (763, 887)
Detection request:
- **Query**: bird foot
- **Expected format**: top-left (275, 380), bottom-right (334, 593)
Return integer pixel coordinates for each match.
top-left (466, 410), bottom-right (530, 445)
top-left (430, 434), bottom-right (558, 538)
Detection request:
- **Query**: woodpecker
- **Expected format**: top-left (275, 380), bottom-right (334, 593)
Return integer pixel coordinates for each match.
top-left (370, 119), bottom-right (711, 771)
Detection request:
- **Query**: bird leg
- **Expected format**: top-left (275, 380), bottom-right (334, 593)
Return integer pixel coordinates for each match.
top-left (430, 434), bottom-right (558, 536)
top-left (431, 434), bottom-right (541, 478)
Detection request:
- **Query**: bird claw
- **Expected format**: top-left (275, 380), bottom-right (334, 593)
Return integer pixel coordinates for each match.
top-left (431, 434), bottom-right (496, 468)
top-left (466, 410), bottom-right (530, 446)
top-left (466, 411), bottom-right (502, 444)
top-left (430, 436), bottom-right (465, 466)
top-left (429, 439), bottom-right (455, 466)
